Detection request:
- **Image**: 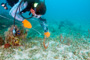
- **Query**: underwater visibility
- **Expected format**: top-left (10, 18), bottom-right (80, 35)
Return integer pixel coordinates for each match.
top-left (0, 0), bottom-right (90, 60)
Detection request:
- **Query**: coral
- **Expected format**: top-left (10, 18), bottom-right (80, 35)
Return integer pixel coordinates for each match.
top-left (0, 37), bottom-right (4, 46)
top-left (58, 21), bottom-right (65, 29)
top-left (87, 52), bottom-right (90, 57)
top-left (54, 55), bottom-right (59, 59)
top-left (43, 36), bottom-right (49, 49)
top-left (60, 34), bottom-right (64, 43)
top-left (4, 25), bottom-right (27, 47)
top-left (4, 43), bottom-right (11, 48)
top-left (88, 29), bottom-right (90, 38)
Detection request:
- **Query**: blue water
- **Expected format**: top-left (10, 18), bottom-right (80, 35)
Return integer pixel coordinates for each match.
top-left (46, 0), bottom-right (90, 20)
top-left (45, 0), bottom-right (90, 30)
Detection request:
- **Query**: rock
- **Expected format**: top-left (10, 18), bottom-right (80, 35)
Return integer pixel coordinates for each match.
top-left (88, 52), bottom-right (90, 57)
top-left (87, 58), bottom-right (90, 60)
top-left (54, 56), bottom-right (59, 59)
top-left (0, 37), bottom-right (4, 46)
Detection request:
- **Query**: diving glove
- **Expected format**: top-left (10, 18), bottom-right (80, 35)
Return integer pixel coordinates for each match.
top-left (44, 32), bottom-right (50, 38)
top-left (22, 19), bottom-right (32, 28)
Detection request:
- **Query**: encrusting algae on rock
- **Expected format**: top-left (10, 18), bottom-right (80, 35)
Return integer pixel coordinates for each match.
top-left (0, 37), bottom-right (4, 46)
top-left (3, 25), bottom-right (27, 48)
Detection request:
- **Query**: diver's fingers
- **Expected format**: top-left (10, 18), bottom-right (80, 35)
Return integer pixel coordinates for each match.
top-left (4, 7), bottom-right (8, 10)
top-left (1, 3), bottom-right (5, 7)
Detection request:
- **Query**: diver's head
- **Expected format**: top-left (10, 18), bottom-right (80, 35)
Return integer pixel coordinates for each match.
top-left (35, 2), bottom-right (46, 15)
top-left (30, 2), bottom-right (46, 16)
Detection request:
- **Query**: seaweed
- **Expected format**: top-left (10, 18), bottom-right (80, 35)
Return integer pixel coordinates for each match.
top-left (43, 36), bottom-right (49, 49)
top-left (0, 37), bottom-right (4, 46)
top-left (88, 29), bottom-right (90, 38)
top-left (4, 25), bottom-right (27, 47)
top-left (59, 34), bottom-right (72, 46)
top-left (58, 21), bottom-right (65, 29)
top-left (4, 43), bottom-right (11, 48)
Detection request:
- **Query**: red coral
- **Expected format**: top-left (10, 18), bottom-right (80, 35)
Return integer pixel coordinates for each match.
top-left (43, 36), bottom-right (49, 49)
top-left (4, 43), bottom-right (11, 48)
top-left (14, 43), bottom-right (19, 46)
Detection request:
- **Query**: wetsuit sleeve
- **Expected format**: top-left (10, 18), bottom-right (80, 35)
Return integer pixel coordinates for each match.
top-left (38, 17), bottom-right (49, 32)
top-left (9, 0), bottom-right (27, 21)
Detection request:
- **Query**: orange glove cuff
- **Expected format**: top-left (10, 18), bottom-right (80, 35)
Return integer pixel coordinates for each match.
top-left (22, 19), bottom-right (32, 28)
top-left (44, 32), bottom-right (50, 38)
top-left (22, 19), bottom-right (28, 23)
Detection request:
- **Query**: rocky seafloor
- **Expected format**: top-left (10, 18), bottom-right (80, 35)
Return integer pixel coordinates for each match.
top-left (0, 17), bottom-right (90, 60)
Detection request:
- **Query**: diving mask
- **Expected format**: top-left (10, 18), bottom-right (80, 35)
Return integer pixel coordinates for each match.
top-left (30, 3), bottom-right (41, 18)
top-left (34, 3), bottom-right (38, 12)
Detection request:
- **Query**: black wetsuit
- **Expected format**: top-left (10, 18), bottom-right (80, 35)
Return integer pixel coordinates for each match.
top-left (6, 0), bottom-right (18, 7)
top-left (6, 0), bottom-right (40, 13)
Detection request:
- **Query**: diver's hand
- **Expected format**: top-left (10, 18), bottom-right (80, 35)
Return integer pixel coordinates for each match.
top-left (22, 19), bottom-right (32, 28)
top-left (30, 8), bottom-right (35, 16)
top-left (44, 32), bottom-right (50, 38)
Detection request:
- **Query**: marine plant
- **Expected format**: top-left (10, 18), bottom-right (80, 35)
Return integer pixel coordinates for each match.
top-left (4, 25), bottom-right (27, 48)
top-left (0, 37), bottom-right (4, 46)
top-left (43, 36), bottom-right (49, 49)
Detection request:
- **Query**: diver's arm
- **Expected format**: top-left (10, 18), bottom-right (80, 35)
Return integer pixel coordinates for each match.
top-left (38, 17), bottom-right (48, 32)
top-left (9, 0), bottom-right (32, 29)
top-left (9, 0), bottom-right (27, 21)
top-left (38, 17), bottom-right (50, 38)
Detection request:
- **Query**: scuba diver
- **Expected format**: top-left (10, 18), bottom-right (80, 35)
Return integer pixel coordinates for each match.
top-left (1, 0), bottom-right (50, 38)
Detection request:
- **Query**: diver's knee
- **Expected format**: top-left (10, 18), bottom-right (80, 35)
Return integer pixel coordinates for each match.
top-left (9, 10), bottom-right (12, 15)
top-left (9, 9), bottom-right (14, 16)
top-left (9, 11), bottom-right (15, 17)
